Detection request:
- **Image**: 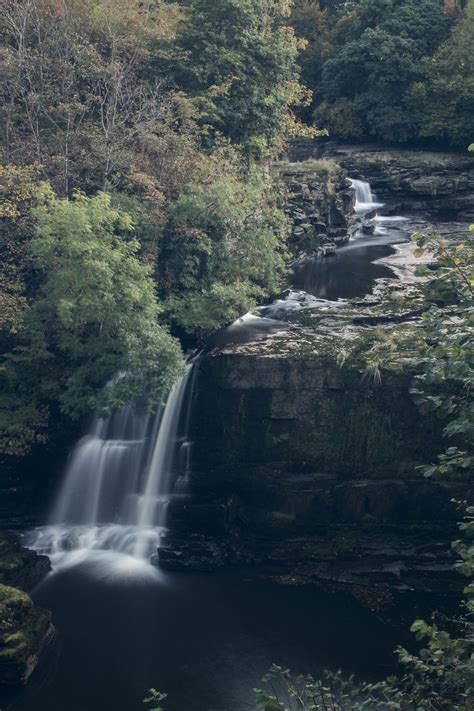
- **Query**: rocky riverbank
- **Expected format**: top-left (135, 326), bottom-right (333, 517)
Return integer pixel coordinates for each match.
top-left (0, 535), bottom-right (53, 685)
top-left (276, 159), bottom-right (356, 260)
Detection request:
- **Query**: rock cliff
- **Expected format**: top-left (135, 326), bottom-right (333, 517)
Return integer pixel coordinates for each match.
top-left (0, 535), bottom-right (52, 686)
top-left (163, 261), bottom-right (473, 594)
top-left (277, 159), bottom-right (356, 261)
top-left (326, 145), bottom-right (474, 221)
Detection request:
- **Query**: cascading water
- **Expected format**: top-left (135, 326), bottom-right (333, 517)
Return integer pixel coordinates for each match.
top-left (28, 362), bottom-right (198, 569)
top-left (348, 178), bottom-right (408, 241)
top-left (349, 178), bottom-right (383, 213)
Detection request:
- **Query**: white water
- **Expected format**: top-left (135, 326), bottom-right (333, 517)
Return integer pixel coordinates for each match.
top-left (349, 178), bottom-right (384, 214)
top-left (27, 363), bottom-right (197, 569)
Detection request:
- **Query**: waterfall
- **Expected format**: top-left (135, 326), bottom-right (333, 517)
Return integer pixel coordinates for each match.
top-left (350, 178), bottom-right (373, 206)
top-left (28, 362), bottom-right (197, 567)
top-left (349, 178), bottom-right (383, 213)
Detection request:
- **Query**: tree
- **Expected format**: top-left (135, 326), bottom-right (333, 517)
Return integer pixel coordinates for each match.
top-left (409, 232), bottom-right (474, 478)
top-left (289, 0), bottom-right (331, 120)
top-left (307, 0), bottom-right (453, 142)
top-left (173, 0), bottom-right (309, 152)
top-left (0, 0), bottom-right (192, 196)
top-left (406, 0), bottom-right (474, 146)
top-left (159, 152), bottom-right (289, 336)
top-left (0, 189), bottom-right (183, 455)
top-left (0, 164), bottom-right (39, 341)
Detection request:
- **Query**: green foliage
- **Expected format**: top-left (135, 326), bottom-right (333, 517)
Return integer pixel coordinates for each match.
top-left (173, 0), bottom-right (312, 152)
top-left (314, 97), bottom-right (365, 140)
top-left (318, 0), bottom-right (452, 142)
top-left (405, 0), bottom-right (474, 146)
top-left (160, 158), bottom-right (289, 336)
top-left (289, 0), bottom-right (331, 119)
top-left (409, 232), bottom-right (474, 478)
top-left (253, 663), bottom-right (404, 710)
top-left (294, 0), bottom-right (467, 144)
top-left (0, 0), bottom-right (309, 457)
top-left (0, 189), bottom-right (183, 455)
top-left (0, 0), bottom-right (195, 197)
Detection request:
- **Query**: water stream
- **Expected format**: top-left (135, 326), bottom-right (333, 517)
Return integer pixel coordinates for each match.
top-left (292, 179), bottom-right (412, 299)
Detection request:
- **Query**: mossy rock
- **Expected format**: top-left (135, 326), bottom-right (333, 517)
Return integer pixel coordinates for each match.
top-left (0, 584), bottom-right (53, 685)
top-left (0, 533), bottom-right (50, 591)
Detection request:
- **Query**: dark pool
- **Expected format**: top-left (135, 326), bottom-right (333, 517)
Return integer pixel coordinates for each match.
top-left (292, 223), bottom-right (411, 300)
top-left (0, 557), bottom-right (407, 711)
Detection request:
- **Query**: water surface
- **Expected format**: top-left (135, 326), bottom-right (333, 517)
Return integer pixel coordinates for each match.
top-left (0, 562), bottom-right (406, 711)
top-left (292, 224), bottom-right (410, 300)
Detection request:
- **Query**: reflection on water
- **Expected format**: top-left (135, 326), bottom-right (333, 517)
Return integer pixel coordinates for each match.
top-left (292, 225), bottom-right (410, 300)
top-left (0, 562), bottom-right (405, 711)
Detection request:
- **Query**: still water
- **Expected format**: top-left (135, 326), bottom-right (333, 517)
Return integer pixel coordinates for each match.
top-left (292, 222), bottom-right (411, 300)
top-left (0, 560), bottom-right (406, 711)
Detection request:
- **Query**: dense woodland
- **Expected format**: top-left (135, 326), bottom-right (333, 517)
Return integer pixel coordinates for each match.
top-left (0, 0), bottom-right (473, 457)
top-left (293, 0), bottom-right (474, 145)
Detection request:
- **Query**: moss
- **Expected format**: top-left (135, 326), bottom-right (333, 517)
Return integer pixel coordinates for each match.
top-left (0, 584), bottom-right (31, 608)
top-left (0, 583), bottom-right (52, 677)
top-left (278, 158), bottom-right (340, 177)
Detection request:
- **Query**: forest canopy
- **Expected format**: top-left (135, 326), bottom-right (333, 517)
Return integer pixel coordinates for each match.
top-left (292, 0), bottom-right (474, 145)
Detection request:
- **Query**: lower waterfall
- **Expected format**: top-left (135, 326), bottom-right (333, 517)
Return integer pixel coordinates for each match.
top-left (28, 362), bottom-right (197, 568)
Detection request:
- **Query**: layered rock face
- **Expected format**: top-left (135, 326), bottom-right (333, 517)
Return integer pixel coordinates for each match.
top-left (326, 145), bottom-right (474, 221)
top-left (277, 160), bottom-right (356, 261)
top-left (285, 139), bottom-right (474, 220)
top-left (164, 275), bottom-right (472, 592)
top-left (0, 535), bottom-right (52, 685)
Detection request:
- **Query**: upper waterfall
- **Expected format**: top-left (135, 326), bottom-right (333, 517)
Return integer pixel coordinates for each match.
top-left (349, 178), bottom-right (383, 213)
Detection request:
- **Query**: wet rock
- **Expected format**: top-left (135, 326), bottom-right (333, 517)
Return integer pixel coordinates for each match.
top-left (0, 535), bottom-right (53, 686)
top-left (327, 145), bottom-right (474, 220)
top-left (0, 585), bottom-right (54, 685)
top-left (361, 221), bottom-right (376, 234)
top-left (189, 267), bottom-right (473, 593)
top-left (0, 534), bottom-right (51, 591)
top-left (167, 498), bottom-right (231, 535)
top-left (313, 221), bottom-right (328, 234)
top-left (276, 159), bottom-right (355, 261)
top-left (363, 209), bottom-right (378, 220)
top-left (154, 533), bottom-right (227, 572)
top-left (323, 243), bottom-right (337, 256)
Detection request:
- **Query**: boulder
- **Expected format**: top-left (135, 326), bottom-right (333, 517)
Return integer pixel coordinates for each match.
top-left (361, 221), bottom-right (376, 234)
top-left (0, 534), bottom-right (50, 591)
top-left (0, 535), bottom-right (53, 686)
top-left (0, 585), bottom-right (53, 685)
